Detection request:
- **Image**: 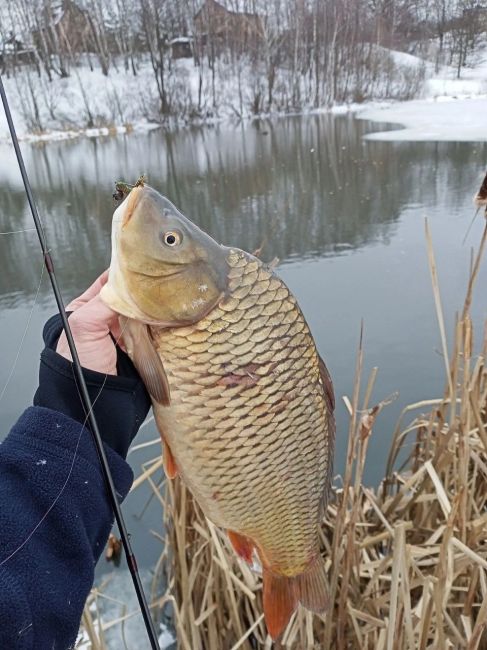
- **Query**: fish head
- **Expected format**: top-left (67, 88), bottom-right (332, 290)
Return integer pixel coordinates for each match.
top-left (101, 185), bottom-right (229, 325)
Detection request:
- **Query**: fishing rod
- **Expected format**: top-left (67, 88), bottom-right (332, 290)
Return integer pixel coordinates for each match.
top-left (0, 76), bottom-right (161, 650)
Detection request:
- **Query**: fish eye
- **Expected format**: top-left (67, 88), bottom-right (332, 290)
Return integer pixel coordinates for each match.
top-left (163, 231), bottom-right (182, 247)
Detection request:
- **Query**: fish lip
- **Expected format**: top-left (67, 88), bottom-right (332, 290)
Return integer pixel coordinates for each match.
top-left (130, 266), bottom-right (185, 280)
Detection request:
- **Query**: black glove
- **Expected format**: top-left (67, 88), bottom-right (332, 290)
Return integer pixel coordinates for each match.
top-left (34, 313), bottom-right (152, 459)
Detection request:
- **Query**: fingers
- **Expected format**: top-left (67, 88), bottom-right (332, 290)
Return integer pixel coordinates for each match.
top-left (57, 294), bottom-right (119, 375)
top-left (66, 270), bottom-right (109, 312)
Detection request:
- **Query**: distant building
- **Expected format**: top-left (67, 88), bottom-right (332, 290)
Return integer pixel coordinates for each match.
top-left (194, 0), bottom-right (263, 56)
top-left (32, 0), bottom-right (94, 55)
top-left (170, 37), bottom-right (193, 59)
top-left (0, 34), bottom-right (36, 71)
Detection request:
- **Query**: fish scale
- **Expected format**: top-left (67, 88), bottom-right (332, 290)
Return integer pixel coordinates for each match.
top-left (152, 248), bottom-right (333, 575)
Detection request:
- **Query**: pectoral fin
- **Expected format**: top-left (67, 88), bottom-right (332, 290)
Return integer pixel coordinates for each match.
top-left (123, 318), bottom-right (170, 406)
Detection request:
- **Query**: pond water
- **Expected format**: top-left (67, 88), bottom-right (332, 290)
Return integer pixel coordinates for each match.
top-left (0, 114), bottom-right (486, 570)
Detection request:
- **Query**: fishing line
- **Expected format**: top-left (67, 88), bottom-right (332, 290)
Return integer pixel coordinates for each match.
top-left (0, 76), bottom-right (161, 650)
top-left (0, 314), bottom-right (129, 564)
top-left (0, 372), bottom-right (109, 567)
top-left (0, 227), bottom-right (37, 234)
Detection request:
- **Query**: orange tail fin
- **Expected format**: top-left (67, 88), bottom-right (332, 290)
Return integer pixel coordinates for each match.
top-left (262, 568), bottom-right (297, 640)
top-left (262, 555), bottom-right (328, 640)
top-left (295, 554), bottom-right (329, 613)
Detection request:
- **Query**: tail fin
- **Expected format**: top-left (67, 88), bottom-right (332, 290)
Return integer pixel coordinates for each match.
top-left (262, 556), bottom-right (328, 640)
top-left (262, 568), bottom-right (297, 640)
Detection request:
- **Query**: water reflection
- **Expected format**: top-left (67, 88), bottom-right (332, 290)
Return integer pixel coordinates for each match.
top-left (1, 115), bottom-right (486, 311)
top-left (0, 116), bottom-right (395, 305)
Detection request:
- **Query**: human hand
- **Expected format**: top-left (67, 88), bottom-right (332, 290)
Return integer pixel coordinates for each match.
top-left (56, 271), bottom-right (123, 375)
top-left (35, 271), bottom-right (151, 458)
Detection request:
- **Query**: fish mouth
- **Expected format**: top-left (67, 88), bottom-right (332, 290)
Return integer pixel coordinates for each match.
top-left (131, 266), bottom-right (186, 280)
top-left (121, 186), bottom-right (143, 227)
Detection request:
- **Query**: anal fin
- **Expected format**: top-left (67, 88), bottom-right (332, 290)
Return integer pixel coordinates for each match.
top-left (227, 530), bottom-right (254, 563)
top-left (162, 438), bottom-right (178, 479)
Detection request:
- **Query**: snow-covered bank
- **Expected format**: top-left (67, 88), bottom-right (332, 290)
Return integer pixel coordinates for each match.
top-left (0, 46), bottom-right (424, 144)
top-left (357, 47), bottom-right (487, 141)
top-left (1, 45), bottom-right (486, 145)
top-left (357, 96), bottom-right (487, 141)
top-left (0, 60), bottom-right (165, 143)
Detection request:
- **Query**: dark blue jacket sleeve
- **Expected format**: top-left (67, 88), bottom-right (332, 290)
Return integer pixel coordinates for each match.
top-left (0, 406), bottom-right (134, 650)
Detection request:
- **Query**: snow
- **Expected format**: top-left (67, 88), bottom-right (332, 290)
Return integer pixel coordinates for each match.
top-left (76, 569), bottom-right (175, 650)
top-left (170, 37), bottom-right (192, 44)
top-left (0, 44), bottom-right (428, 143)
top-left (357, 97), bottom-right (487, 141)
top-left (357, 46), bottom-right (487, 141)
top-left (1, 44), bottom-right (486, 144)
top-left (158, 626), bottom-right (175, 648)
top-left (0, 57), bottom-right (163, 143)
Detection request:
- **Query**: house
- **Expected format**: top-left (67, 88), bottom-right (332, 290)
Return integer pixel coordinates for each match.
top-left (0, 34), bottom-right (36, 70)
top-left (170, 37), bottom-right (193, 59)
top-left (32, 0), bottom-right (94, 55)
top-left (193, 0), bottom-right (263, 54)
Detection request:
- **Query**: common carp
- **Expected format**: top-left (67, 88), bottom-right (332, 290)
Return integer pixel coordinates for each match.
top-left (101, 184), bottom-right (335, 639)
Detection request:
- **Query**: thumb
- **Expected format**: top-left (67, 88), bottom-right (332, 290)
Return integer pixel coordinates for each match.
top-left (57, 295), bottom-right (119, 375)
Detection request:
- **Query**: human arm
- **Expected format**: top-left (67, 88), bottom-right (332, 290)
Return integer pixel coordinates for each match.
top-left (0, 274), bottom-right (150, 650)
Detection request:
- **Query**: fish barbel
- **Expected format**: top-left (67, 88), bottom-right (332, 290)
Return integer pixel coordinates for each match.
top-left (101, 185), bottom-right (335, 639)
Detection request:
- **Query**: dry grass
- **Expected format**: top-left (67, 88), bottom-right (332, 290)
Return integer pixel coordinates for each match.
top-left (80, 223), bottom-right (487, 649)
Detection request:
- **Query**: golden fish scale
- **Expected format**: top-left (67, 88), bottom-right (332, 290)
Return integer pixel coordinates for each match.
top-left (153, 249), bottom-right (333, 576)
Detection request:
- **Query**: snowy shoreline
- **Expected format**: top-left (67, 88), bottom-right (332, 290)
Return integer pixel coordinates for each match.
top-left (2, 93), bottom-right (486, 146)
top-left (3, 97), bottom-right (486, 146)
top-left (1, 47), bottom-right (486, 146)
top-left (355, 95), bottom-right (487, 142)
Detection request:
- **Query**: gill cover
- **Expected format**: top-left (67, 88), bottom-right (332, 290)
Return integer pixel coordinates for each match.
top-left (101, 185), bottom-right (229, 326)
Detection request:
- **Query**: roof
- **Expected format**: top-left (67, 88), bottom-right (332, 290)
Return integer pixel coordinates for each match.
top-left (170, 37), bottom-right (193, 44)
top-left (195, 0), bottom-right (261, 20)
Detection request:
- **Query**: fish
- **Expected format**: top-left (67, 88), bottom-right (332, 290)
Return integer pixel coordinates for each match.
top-left (475, 170), bottom-right (487, 215)
top-left (101, 184), bottom-right (336, 639)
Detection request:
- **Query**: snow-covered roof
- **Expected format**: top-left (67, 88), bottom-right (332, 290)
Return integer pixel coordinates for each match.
top-left (50, 2), bottom-right (65, 26)
top-left (170, 37), bottom-right (193, 45)
top-left (196, 0), bottom-right (262, 18)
